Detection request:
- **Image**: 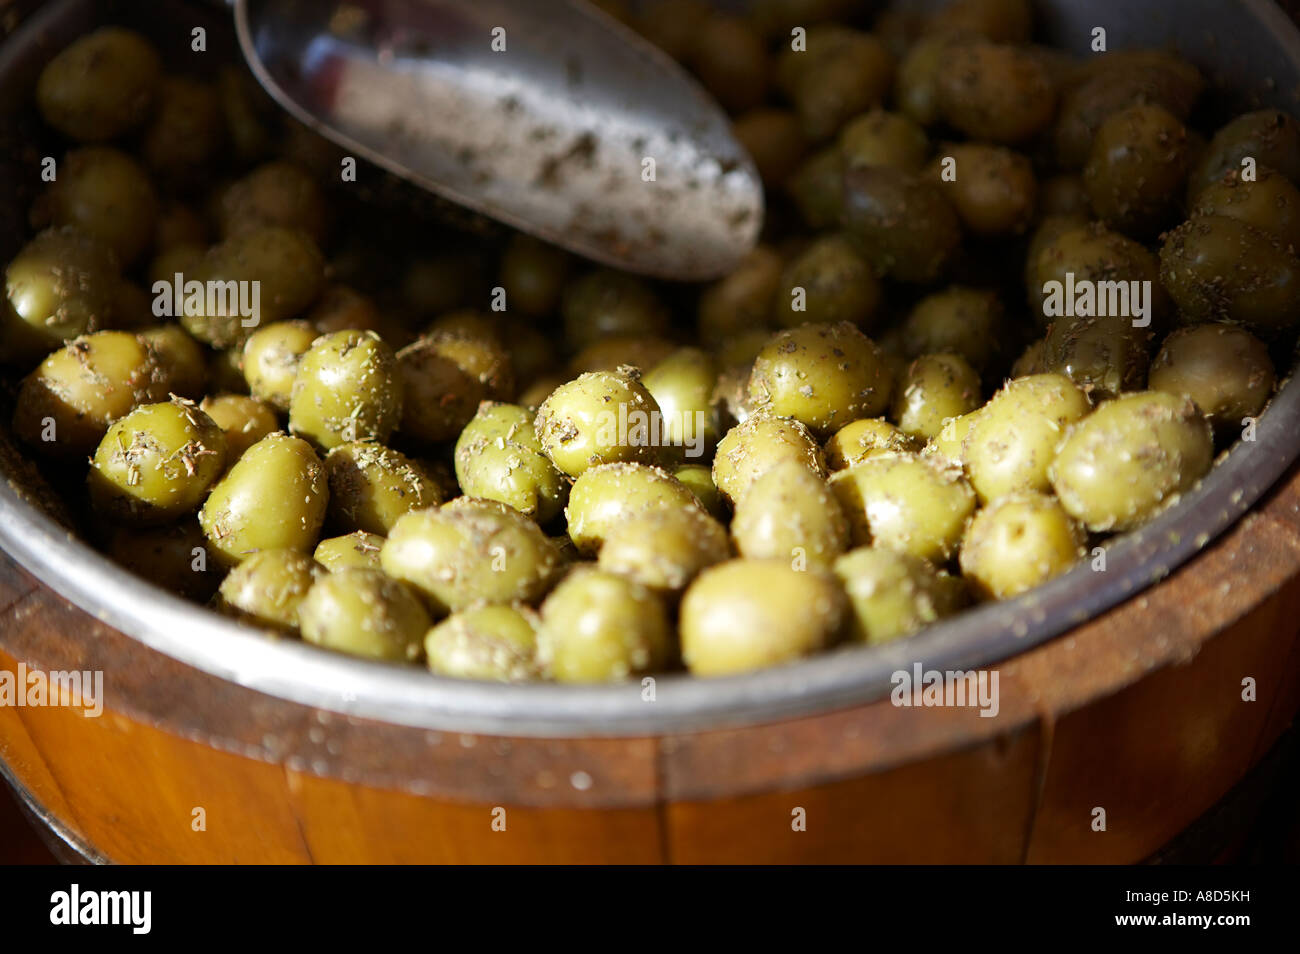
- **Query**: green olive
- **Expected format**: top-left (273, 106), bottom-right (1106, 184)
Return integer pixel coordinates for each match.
top-left (598, 504), bottom-right (730, 595)
top-left (241, 320), bottom-right (317, 411)
top-left (733, 108), bottom-right (807, 186)
top-left (36, 27), bottom-right (161, 142)
top-left (289, 330), bottom-right (402, 451)
top-left (730, 458), bottom-right (847, 568)
top-left (308, 284), bottom-right (388, 337)
top-left (926, 408), bottom-right (983, 466)
top-left (217, 548), bottom-right (323, 632)
top-left (935, 39), bottom-right (1056, 145)
top-left (698, 245), bottom-right (782, 346)
top-left (454, 402), bottom-right (569, 524)
top-left (900, 286), bottom-right (1004, 372)
top-left (833, 546), bottom-right (958, 644)
top-left (671, 464), bottom-right (726, 519)
top-left (426, 604), bottom-right (545, 682)
top-left (313, 531), bottom-right (385, 572)
top-left (3, 227), bottom-right (119, 366)
top-left (565, 462), bottom-right (702, 554)
top-left (397, 330), bottom-right (513, 445)
top-left (774, 235), bottom-right (882, 329)
top-left (1187, 109), bottom-right (1300, 201)
top-left (534, 369), bottom-right (664, 478)
top-left (1029, 222), bottom-right (1167, 329)
top-left (298, 568), bottom-right (430, 662)
top-left (199, 431), bottom-right (328, 565)
top-left (88, 399), bottom-right (227, 526)
top-left (713, 412), bottom-right (826, 505)
top-left (829, 452), bottom-right (976, 562)
top-left (566, 334), bottom-right (678, 376)
top-left (140, 77), bottom-right (225, 190)
top-left (137, 324), bottom-right (207, 399)
top-left (896, 32), bottom-right (961, 127)
top-left (1159, 215), bottom-right (1300, 334)
top-left (788, 147), bottom-right (844, 230)
top-left (641, 347), bottom-right (722, 461)
top-left (959, 492), bottom-right (1085, 599)
top-left (824, 417), bottom-right (919, 470)
top-left (679, 559), bottom-right (845, 675)
top-left (199, 394), bottom-right (279, 463)
top-left (890, 353), bottom-right (982, 441)
top-left (931, 142), bottom-right (1037, 236)
top-left (842, 166), bottom-right (964, 283)
top-left (1049, 390), bottom-right (1213, 532)
top-left (13, 331), bottom-right (161, 458)
top-left (1084, 103), bottom-right (1192, 236)
top-left (537, 567), bottom-right (673, 683)
top-left (1189, 166), bottom-right (1300, 250)
top-left (747, 322), bottom-right (892, 436)
top-left (963, 373), bottom-right (1090, 504)
top-left (106, 520), bottom-right (220, 602)
top-left (324, 441), bottom-right (441, 535)
top-left (217, 161), bottom-right (329, 244)
top-left (561, 269), bottom-right (668, 351)
top-left (498, 234), bottom-right (571, 319)
top-left (381, 500), bottom-right (562, 614)
top-left (778, 27), bottom-right (893, 142)
top-left (180, 226), bottom-right (325, 349)
top-left (1043, 313), bottom-right (1153, 401)
top-left (38, 147), bottom-right (158, 267)
top-left (1148, 323), bottom-right (1274, 432)
top-left (840, 109), bottom-right (930, 172)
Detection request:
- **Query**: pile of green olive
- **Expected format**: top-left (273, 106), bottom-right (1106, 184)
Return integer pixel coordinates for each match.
top-left (2, 0), bottom-right (1293, 683)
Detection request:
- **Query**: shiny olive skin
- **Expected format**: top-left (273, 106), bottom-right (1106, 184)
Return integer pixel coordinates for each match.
top-left (454, 402), bottom-right (569, 524)
top-left (1148, 323), bottom-right (1274, 432)
top-left (181, 226), bottom-right (325, 349)
top-left (38, 147), bottom-right (158, 267)
top-left (397, 330), bottom-right (513, 445)
top-left (1043, 313), bottom-right (1153, 401)
top-left (840, 109), bottom-right (929, 172)
top-left (829, 452), bottom-right (976, 563)
top-left (313, 531), bottom-right (385, 572)
top-left (730, 458), bottom-right (848, 568)
top-left (199, 432), bottom-right (328, 565)
top-left (289, 330), bottom-right (403, 451)
top-left (679, 559), bottom-right (845, 676)
top-left (1189, 167), bottom-right (1300, 250)
top-left (324, 442), bottom-right (440, 536)
top-left (841, 166), bottom-right (963, 283)
top-left (963, 373), bottom-right (1090, 504)
top-left (1084, 104), bottom-right (1192, 237)
top-left (534, 369), bottom-right (664, 478)
top-left (1187, 109), bottom-right (1300, 201)
top-left (565, 462), bottom-right (702, 554)
top-left (641, 348), bottom-right (723, 461)
top-left (298, 568), bottom-right (430, 662)
top-left (712, 412), bottom-right (826, 505)
top-left (88, 399), bottom-right (227, 526)
top-left (425, 604), bottom-right (545, 682)
top-left (217, 548), bottom-right (323, 632)
top-left (36, 27), bottom-right (161, 141)
top-left (3, 227), bottom-right (119, 365)
top-left (672, 464), bottom-right (726, 520)
top-left (774, 235), bottom-right (882, 330)
top-left (959, 492), bottom-right (1085, 599)
top-left (13, 331), bottom-right (161, 458)
top-left (1159, 215), bottom-right (1300, 334)
top-left (900, 287), bottom-right (1004, 373)
top-left (200, 394), bottom-right (279, 463)
top-left (1050, 391), bottom-right (1213, 532)
top-left (537, 567), bottom-right (673, 683)
top-left (935, 39), bottom-right (1056, 145)
top-left (747, 322), bottom-right (892, 436)
top-left (381, 500), bottom-right (562, 614)
top-left (597, 504), bottom-right (730, 594)
top-left (833, 546), bottom-right (958, 644)
top-left (697, 245), bottom-right (782, 347)
top-left (891, 353), bottom-right (982, 441)
top-left (931, 143), bottom-right (1037, 236)
top-left (217, 161), bottom-right (329, 244)
top-left (241, 320), bottom-right (317, 411)
top-left (824, 418), bottom-right (919, 470)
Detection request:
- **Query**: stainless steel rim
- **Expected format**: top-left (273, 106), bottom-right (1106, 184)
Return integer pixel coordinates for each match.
top-left (2, 0), bottom-right (1299, 738)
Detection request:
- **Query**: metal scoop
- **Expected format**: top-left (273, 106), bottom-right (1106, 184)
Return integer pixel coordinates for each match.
top-left (232, 0), bottom-right (763, 280)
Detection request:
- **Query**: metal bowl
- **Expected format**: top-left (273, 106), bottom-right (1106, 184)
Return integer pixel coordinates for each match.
top-left (2, 0), bottom-right (1299, 737)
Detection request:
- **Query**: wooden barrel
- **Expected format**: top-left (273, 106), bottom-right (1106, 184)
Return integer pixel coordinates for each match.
top-left (2, 460), bottom-right (1298, 863)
